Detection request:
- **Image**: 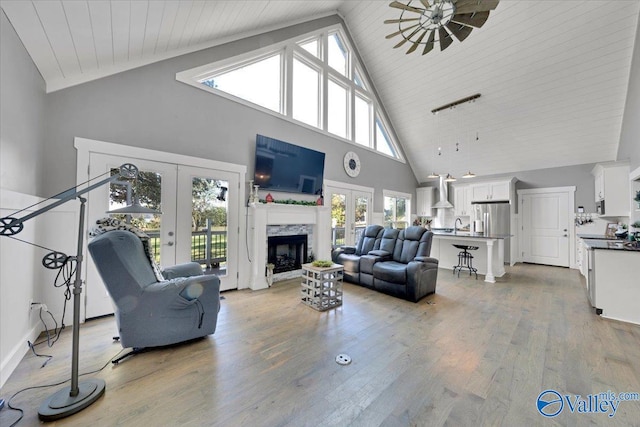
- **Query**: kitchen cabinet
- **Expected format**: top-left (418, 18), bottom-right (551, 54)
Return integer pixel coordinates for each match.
top-left (453, 185), bottom-right (472, 217)
top-left (471, 180), bottom-right (513, 202)
top-left (591, 162), bottom-right (630, 216)
top-left (416, 187), bottom-right (435, 217)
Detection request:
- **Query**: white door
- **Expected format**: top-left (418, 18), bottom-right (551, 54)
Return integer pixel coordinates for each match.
top-left (520, 191), bottom-right (570, 267)
top-left (176, 165), bottom-right (240, 291)
top-left (326, 183), bottom-right (372, 247)
top-left (86, 154), bottom-right (178, 318)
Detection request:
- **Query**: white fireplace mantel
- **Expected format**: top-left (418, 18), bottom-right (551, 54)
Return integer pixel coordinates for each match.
top-left (248, 203), bottom-right (331, 290)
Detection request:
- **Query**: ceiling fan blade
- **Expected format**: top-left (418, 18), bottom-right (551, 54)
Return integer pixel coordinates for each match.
top-left (438, 27), bottom-right (453, 51)
top-left (422, 31), bottom-right (435, 55)
top-left (394, 38), bottom-right (410, 48)
top-left (389, 1), bottom-right (424, 14)
top-left (419, 0), bottom-right (432, 8)
top-left (454, 0), bottom-right (499, 14)
top-left (386, 23), bottom-right (421, 39)
top-left (446, 22), bottom-right (473, 42)
top-left (395, 25), bottom-right (424, 48)
top-left (451, 11), bottom-right (489, 28)
top-left (384, 17), bottom-right (421, 24)
top-left (406, 29), bottom-right (429, 54)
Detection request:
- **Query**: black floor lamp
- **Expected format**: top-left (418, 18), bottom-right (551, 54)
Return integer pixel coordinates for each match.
top-left (0, 163), bottom-right (142, 421)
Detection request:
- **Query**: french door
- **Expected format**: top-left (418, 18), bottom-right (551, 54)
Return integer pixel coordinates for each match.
top-left (325, 182), bottom-right (373, 247)
top-left (176, 165), bottom-right (239, 291)
top-left (85, 154), bottom-right (239, 318)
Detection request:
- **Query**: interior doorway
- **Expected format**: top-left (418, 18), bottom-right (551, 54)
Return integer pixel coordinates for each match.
top-left (518, 187), bottom-right (576, 267)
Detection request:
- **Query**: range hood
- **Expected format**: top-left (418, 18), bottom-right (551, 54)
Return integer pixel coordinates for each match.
top-left (433, 176), bottom-right (454, 209)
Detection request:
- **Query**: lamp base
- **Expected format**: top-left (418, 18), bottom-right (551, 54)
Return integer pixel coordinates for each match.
top-left (38, 378), bottom-right (105, 421)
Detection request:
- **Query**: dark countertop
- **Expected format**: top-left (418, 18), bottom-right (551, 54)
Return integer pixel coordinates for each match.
top-left (431, 231), bottom-right (512, 240)
top-left (583, 239), bottom-right (640, 252)
top-left (577, 234), bottom-right (620, 240)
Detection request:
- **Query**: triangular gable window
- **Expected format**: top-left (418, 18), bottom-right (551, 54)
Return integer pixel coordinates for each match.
top-left (177, 24), bottom-right (403, 161)
top-left (198, 53), bottom-right (282, 113)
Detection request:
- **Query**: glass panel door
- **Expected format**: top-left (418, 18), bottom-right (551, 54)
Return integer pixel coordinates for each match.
top-left (176, 165), bottom-right (239, 291)
top-left (86, 154), bottom-right (177, 319)
top-left (326, 184), bottom-right (372, 247)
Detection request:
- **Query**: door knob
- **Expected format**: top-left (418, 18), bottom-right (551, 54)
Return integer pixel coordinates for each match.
top-left (167, 241), bottom-right (174, 246)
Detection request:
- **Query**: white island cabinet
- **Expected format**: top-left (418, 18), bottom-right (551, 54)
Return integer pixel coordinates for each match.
top-left (586, 243), bottom-right (640, 325)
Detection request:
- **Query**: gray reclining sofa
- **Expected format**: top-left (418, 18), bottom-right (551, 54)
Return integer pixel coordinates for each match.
top-left (332, 225), bottom-right (439, 302)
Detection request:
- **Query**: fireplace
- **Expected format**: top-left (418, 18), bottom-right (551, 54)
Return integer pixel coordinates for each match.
top-left (267, 234), bottom-right (308, 274)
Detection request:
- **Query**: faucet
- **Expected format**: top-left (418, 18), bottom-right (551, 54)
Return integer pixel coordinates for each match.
top-left (455, 218), bottom-right (462, 234)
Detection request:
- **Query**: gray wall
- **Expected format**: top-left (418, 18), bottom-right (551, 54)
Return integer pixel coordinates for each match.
top-left (618, 17), bottom-right (640, 171)
top-left (42, 15), bottom-right (417, 212)
top-left (0, 9), bottom-right (46, 196)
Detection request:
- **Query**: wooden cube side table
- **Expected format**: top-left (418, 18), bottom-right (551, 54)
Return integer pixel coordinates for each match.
top-left (300, 263), bottom-right (343, 311)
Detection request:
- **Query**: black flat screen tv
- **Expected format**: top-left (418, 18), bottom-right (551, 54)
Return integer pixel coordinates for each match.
top-left (254, 135), bottom-right (325, 195)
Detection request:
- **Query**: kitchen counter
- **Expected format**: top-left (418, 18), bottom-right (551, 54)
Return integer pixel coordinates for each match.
top-left (577, 233), bottom-right (619, 240)
top-left (432, 230), bottom-right (511, 240)
top-left (583, 239), bottom-right (640, 251)
top-left (430, 231), bottom-right (512, 283)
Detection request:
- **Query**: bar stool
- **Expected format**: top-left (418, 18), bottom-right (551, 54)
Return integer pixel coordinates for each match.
top-left (452, 244), bottom-right (478, 279)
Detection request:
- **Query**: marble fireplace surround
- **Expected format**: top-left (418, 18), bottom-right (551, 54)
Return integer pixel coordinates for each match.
top-left (248, 204), bottom-right (331, 290)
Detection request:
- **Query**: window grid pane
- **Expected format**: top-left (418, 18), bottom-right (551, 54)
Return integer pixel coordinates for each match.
top-left (201, 54), bottom-right (281, 113)
top-left (292, 58), bottom-right (320, 128)
top-left (354, 95), bottom-right (371, 146)
top-left (328, 80), bottom-right (348, 138)
top-left (376, 118), bottom-right (396, 156)
top-left (299, 39), bottom-right (319, 58)
top-left (328, 33), bottom-right (348, 76)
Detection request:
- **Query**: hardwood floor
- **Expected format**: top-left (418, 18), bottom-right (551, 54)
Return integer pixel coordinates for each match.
top-left (2, 264), bottom-right (640, 426)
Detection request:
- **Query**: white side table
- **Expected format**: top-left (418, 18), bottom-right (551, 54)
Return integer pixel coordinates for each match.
top-left (300, 263), bottom-right (343, 311)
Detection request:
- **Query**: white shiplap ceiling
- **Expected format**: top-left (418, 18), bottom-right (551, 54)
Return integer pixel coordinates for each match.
top-left (2, 0), bottom-right (639, 181)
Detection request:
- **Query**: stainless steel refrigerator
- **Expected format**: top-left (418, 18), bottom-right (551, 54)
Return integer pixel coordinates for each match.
top-left (471, 201), bottom-right (511, 263)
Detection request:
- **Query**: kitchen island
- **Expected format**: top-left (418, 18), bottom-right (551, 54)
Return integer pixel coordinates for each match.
top-left (582, 238), bottom-right (640, 325)
top-left (431, 231), bottom-right (511, 283)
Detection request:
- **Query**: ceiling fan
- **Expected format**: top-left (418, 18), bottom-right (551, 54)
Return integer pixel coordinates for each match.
top-left (385, 0), bottom-right (499, 55)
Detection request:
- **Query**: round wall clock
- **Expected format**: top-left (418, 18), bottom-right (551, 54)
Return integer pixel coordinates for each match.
top-left (343, 151), bottom-right (361, 177)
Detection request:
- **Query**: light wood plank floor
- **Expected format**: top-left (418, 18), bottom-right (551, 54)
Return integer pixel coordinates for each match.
top-left (2, 264), bottom-right (640, 426)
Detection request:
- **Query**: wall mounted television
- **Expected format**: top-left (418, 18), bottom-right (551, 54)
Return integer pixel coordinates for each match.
top-left (254, 134), bottom-right (325, 195)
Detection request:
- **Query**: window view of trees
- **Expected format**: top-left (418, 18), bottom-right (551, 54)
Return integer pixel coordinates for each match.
top-left (384, 195), bottom-right (408, 229)
top-left (191, 178), bottom-right (227, 231)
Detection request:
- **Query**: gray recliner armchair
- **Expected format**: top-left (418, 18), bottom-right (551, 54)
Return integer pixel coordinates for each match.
top-left (88, 230), bottom-right (220, 359)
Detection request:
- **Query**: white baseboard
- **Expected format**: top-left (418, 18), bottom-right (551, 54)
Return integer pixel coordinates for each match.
top-left (0, 323), bottom-right (42, 388)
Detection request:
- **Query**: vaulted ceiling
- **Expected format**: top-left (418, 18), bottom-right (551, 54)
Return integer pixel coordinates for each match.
top-left (2, 0), bottom-right (639, 182)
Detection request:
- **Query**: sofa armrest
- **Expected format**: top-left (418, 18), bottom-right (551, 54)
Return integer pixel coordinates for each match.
top-left (332, 245), bottom-right (356, 262)
top-left (162, 262), bottom-right (204, 279)
top-left (414, 256), bottom-right (438, 264)
top-left (405, 258), bottom-right (439, 302)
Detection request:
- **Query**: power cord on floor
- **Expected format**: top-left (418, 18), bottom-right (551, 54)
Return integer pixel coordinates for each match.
top-left (3, 348), bottom-right (126, 427)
